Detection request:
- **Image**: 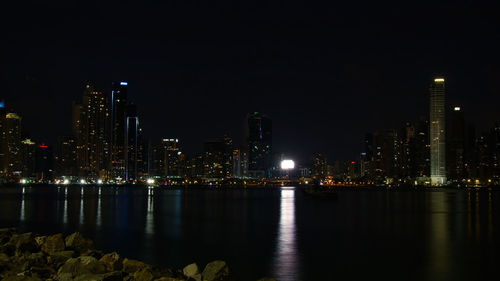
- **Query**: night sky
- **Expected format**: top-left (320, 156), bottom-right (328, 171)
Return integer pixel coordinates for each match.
top-left (2, 1), bottom-right (500, 163)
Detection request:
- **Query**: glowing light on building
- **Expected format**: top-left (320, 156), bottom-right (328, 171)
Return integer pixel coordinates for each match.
top-left (454, 107), bottom-right (461, 111)
top-left (120, 82), bottom-right (128, 86)
top-left (434, 78), bottom-right (445, 82)
top-left (281, 159), bottom-right (295, 170)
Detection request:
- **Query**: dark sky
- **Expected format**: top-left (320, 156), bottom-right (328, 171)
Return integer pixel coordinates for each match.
top-left (2, 1), bottom-right (500, 163)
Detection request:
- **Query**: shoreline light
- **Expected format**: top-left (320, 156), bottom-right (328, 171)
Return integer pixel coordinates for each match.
top-left (281, 159), bottom-right (295, 170)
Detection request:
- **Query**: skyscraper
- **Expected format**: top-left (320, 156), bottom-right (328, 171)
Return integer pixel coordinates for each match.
top-left (4, 112), bottom-right (22, 180)
top-left (81, 84), bottom-right (109, 180)
top-left (447, 106), bottom-right (465, 181)
top-left (125, 104), bottom-right (138, 182)
top-left (430, 78), bottom-right (446, 185)
top-left (111, 81), bottom-right (128, 181)
top-left (245, 112), bottom-right (272, 178)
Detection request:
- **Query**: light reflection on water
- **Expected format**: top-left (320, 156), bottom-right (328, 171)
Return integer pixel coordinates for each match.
top-left (2, 186), bottom-right (500, 281)
top-left (272, 187), bottom-right (299, 281)
top-left (146, 186), bottom-right (154, 236)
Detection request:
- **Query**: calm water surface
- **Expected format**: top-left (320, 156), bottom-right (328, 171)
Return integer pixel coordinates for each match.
top-left (0, 185), bottom-right (499, 281)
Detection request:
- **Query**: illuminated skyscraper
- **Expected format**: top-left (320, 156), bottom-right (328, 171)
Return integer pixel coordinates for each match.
top-left (245, 112), bottom-right (272, 178)
top-left (125, 104), bottom-right (138, 182)
top-left (111, 81), bottom-right (128, 181)
top-left (3, 112), bottom-right (22, 180)
top-left (430, 78), bottom-right (446, 185)
top-left (73, 85), bottom-right (109, 180)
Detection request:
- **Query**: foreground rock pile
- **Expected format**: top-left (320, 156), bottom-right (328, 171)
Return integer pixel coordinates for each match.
top-left (0, 228), bottom-right (275, 281)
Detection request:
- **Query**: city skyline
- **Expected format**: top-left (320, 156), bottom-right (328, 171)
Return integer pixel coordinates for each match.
top-left (2, 1), bottom-right (500, 162)
top-left (3, 75), bottom-right (500, 185)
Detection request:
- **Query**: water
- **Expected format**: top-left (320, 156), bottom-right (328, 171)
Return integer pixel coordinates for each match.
top-left (0, 185), bottom-right (499, 281)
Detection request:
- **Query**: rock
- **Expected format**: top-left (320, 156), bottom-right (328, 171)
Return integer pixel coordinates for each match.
top-left (30, 265), bottom-right (55, 279)
top-left (122, 258), bottom-right (150, 274)
top-left (81, 249), bottom-right (105, 260)
top-left (26, 251), bottom-right (47, 268)
top-left (73, 274), bottom-right (106, 281)
top-left (99, 252), bottom-right (123, 272)
top-left (65, 233), bottom-right (94, 253)
top-left (201, 261), bottom-right (229, 281)
top-left (41, 234), bottom-right (65, 254)
top-left (183, 263), bottom-right (199, 279)
top-left (34, 236), bottom-right (47, 248)
top-left (2, 276), bottom-right (43, 281)
top-left (56, 256), bottom-right (107, 280)
top-left (133, 268), bottom-right (154, 281)
top-left (102, 271), bottom-right (124, 281)
top-left (0, 252), bottom-right (9, 262)
top-left (0, 252), bottom-right (11, 271)
top-left (0, 228), bottom-right (17, 244)
top-left (48, 250), bottom-right (75, 268)
top-left (8, 233), bottom-right (38, 255)
top-left (150, 266), bottom-right (179, 280)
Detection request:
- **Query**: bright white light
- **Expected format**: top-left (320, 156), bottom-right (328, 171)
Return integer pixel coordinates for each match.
top-left (80, 179), bottom-right (86, 184)
top-left (454, 107), bottom-right (461, 111)
top-left (20, 179), bottom-right (27, 184)
top-left (63, 179), bottom-right (69, 185)
top-left (147, 178), bottom-right (155, 184)
top-left (281, 160), bottom-right (295, 170)
top-left (120, 82), bottom-right (128, 86)
top-left (434, 78), bottom-right (445, 82)
top-left (97, 179), bottom-right (103, 184)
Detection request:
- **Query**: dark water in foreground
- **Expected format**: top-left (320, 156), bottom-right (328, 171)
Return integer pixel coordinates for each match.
top-left (0, 185), bottom-right (499, 281)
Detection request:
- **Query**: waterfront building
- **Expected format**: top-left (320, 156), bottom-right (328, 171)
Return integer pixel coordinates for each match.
top-left (3, 112), bottom-right (22, 180)
top-left (56, 136), bottom-right (77, 178)
top-left (232, 146), bottom-right (249, 178)
top-left (245, 112), bottom-right (272, 178)
top-left (312, 153), bottom-right (327, 180)
top-left (447, 106), bottom-right (465, 181)
top-left (203, 138), bottom-right (230, 180)
top-left (125, 104), bottom-right (139, 182)
top-left (81, 84), bottom-right (109, 180)
top-left (430, 78), bottom-right (446, 185)
top-left (162, 138), bottom-right (183, 178)
top-left (35, 144), bottom-right (53, 182)
top-left (20, 138), bottom-right (36, 180)
top-left (110, 81), bottom-right (128, 181)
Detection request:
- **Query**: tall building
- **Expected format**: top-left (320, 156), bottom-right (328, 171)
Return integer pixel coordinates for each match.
top-left (81, 84), bottom-right (109, 180)
top-left (430, 78), bottom-right (446, 185)
top-left (447, 106), bottom-right (465, 181)
top-left (111, 81), bottom-right (128, 181)
top-left (56, 136), bottom-right (77, 178)
top-left (245, 112), bottom-right (272, 178)
top-left (36, 144), bottom-right (53, 182)
top-left (0, 104), bottom-right (6, 180)
top-left (232, 146), bottom-right (249, 178)
top-left (4, 112), bottom-right (22, 180)
top-left (312, 153), bottom-right (327, 180)
top-left (20, 138), bottom-right (36, 180)
top-left (125, 104), bottom-right (139, 182)
top-left (161, 138), bottom-right (182, 178)
top-left (203, 138), bottom-right (231, 180)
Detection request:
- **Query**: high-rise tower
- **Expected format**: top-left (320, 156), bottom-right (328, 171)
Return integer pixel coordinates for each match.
top-left (430, 78), bottom-right (446, 185)
top-left (125, 104), bottom-right (138, 182)
top-left (111, 82), bottom-right (128, 181)
top-left (245, 112), bottom-right (272, 178)
top-left (81, 84), bottom-right (109, 180)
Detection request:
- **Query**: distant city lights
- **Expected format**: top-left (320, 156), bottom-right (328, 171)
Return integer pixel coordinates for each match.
top-left (281, 159), bottom-right (295, 170)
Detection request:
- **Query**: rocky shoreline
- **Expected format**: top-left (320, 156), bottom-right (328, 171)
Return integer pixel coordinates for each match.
top-left (0, 228), bottom-right (275, 281)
